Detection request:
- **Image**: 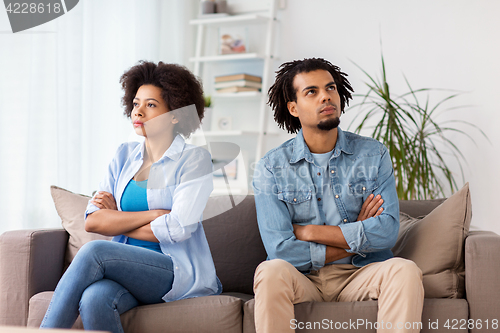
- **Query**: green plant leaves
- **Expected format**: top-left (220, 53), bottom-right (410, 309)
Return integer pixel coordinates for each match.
top-left (349, 54), bottom-right (488, 200)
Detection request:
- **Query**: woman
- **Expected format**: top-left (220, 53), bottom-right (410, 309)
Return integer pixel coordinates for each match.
top-left (40, 61), bottom-right (221, 333)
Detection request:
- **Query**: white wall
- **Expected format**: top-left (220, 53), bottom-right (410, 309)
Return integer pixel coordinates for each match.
top-left (1, 1), bottom-right (498, 234)
top-left (268, 0), bottom-right (500, 233)
top-left (0, 1), bottom-right (198, 233)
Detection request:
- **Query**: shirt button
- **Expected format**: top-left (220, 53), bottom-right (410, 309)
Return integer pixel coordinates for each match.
top-left (335, 195), bottom-right (339, 199)
top-left (317, 198), bottom-right (321, 201)
top-left (293, 198), bottom-right (297, 202)
top-left (331, 170), bottom-right (335, 174)
top-left (317, 172), bottom-right (321, 176)
top-left (344, 219), bottom-right (347, 222)
top-left (175, 267), bottom-right (179, 270)
top-left (362, 187), bottom-right (366, 191)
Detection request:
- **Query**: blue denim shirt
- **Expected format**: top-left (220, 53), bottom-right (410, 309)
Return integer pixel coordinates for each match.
top-left (252, 128), bottom-right (400, 273)
top-left (85, 135), bottom-right (222, 301)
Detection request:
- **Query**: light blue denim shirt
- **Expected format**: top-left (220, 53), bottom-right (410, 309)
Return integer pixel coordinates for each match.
top-left (85, 135), bottom-right (222, 302)
top-left (252, 128), bottom-right (400, 273)
top-left (310, 149), bottom-right (352, 265)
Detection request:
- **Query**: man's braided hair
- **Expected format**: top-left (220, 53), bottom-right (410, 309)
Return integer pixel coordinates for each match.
top-left (268, 58), bottom-right (353, 134)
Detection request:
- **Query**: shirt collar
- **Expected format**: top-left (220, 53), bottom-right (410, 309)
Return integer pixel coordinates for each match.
top-left (290, 130), bottom-right (313, 164)
top-left (290, 127), bottom-right (353, 164)
top-left (164, 134), bottom-right (186, 161)
top-left (335, 127), bottom-right (353, 156)
top-left (132, 134), bottom-right (186, 162)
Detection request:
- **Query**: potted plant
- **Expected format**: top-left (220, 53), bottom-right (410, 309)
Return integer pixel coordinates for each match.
top-left (348, 54), bottom-right (488, 200)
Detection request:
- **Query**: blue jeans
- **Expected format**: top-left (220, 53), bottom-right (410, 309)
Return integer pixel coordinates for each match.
top-left (40, 240), bottom-right (174, 333)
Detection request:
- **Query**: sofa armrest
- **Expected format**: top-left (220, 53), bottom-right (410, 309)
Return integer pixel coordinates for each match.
top-left (465, 230), bottom-right (500, 333)
top-left (0, 229), bottom-right (68, 326)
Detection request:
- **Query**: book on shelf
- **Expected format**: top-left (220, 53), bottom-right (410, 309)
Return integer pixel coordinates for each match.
top-left (215, 73), bottom-right (262, 83)
top-left (214, 79), bottom-right (262, 89)
top-left (216, 86), bottom-right (260, 93)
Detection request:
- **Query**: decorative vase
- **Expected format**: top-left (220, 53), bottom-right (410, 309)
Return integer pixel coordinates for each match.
top-left (215, 0), bottom-right (227, 13)
top-left (200, 1), bottom-right (215, 15)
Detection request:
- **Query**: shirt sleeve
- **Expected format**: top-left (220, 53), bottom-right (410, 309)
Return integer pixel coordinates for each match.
top-left (150, 147), bottom-right (214, 244)
top-left (338, 145), bottom-right (400, 255)
top-left (252, 158), bottom-right (325, 272)
top-left (84, 143), bottom-right (132, 219)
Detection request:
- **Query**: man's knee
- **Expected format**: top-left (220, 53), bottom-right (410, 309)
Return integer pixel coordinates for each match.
top-left (388, 258), bottom-right (422, 276)
top-left (384, 258), bottom-right (423, 289)
top-left (254, 259), bottom-right (297, 290)
top-left (255, 259), bottom-right (294, 279)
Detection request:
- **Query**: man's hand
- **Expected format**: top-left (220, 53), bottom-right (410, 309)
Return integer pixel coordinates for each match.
top-left (91, 191), bottom-right (118, 210)
top-left (293, 224), bottom-right (309, 241)
top-left (357, 194), bottom-right (384, 221)
top-left (292, 194), bottom-right (384, 246)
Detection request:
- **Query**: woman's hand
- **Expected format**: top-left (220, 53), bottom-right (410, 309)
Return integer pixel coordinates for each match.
top-left (91, 191), bottom-right (118, 210)
top-left (357, 194), bottom-right (384, 221)
top-left (152, 209), bottom-right (171, 218)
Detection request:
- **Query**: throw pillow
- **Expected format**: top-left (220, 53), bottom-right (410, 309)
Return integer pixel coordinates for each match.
top-left (50, 186), bottom-right (111, 267)
top-left (392, 183), bottom-right (471, 298)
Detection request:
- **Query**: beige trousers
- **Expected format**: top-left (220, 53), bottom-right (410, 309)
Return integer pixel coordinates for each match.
top-left (253, 258), bottom-right (424, 333)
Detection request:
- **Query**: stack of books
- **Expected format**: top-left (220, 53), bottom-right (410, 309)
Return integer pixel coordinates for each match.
top-left (214, 73), bottom-right (262, 93)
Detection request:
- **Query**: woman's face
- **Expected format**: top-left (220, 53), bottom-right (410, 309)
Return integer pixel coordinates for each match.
top-left (131, 84), bottom-right (177, 138)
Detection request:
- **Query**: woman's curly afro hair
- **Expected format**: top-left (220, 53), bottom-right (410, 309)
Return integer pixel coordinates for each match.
top-left (268, 58), bottom-right (354, 134)
top-left (120, 61), bottom-right (205, 138)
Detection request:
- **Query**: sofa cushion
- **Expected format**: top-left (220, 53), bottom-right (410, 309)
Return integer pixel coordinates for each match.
top-left (392, 183), bottom-right (472, 298)
top-left (121, 295), bottom-right (243, 333)
top-left (50, 186), bottom-right (111, 267)
top-left (202, 195), bottom-right (267, 295)
top-left (29, 291), bottom-right (243, 333)
top-left (243, 298), bottom-right (468, 333)
top-left (399, 198), bottom-right (446, 218)
top-left (28, 291), bottom-right (84, 329)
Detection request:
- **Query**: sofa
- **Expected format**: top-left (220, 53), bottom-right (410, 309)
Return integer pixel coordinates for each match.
top-left (0, 184), bottom-right (499, 333)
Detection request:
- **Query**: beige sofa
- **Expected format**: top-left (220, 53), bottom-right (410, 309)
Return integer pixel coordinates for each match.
top-left (0, 184), bottom-right (499, 333)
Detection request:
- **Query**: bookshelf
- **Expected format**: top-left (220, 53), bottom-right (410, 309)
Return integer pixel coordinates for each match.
top-left (189, 52), bottom-right (264, 63)
top-left (188, 0), bottom-right (279, 195)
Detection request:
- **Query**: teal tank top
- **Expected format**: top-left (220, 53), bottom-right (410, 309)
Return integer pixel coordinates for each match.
top-left (121, 179), bottom-right (162, 254)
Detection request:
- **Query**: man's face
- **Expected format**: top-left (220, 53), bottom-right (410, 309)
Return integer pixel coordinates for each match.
top-left (287, 70), bottom-right (341, 132)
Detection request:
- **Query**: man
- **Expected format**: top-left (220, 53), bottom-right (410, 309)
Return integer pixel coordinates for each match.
top-left (252, 58), bottom-right (424, 333)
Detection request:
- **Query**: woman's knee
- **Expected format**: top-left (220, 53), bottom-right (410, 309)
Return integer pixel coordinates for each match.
top-left (79, 281), bottom-right (110, 315)
top-left (72, 240), bottom-right (114, 266)
top-left (77, 240), bottom-right (111, 257)
top-left (79, 279), bottom-right (134, 316)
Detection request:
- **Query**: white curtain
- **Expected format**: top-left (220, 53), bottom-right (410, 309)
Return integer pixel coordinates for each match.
top-left (0, 0), bottom-right (196, 233)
